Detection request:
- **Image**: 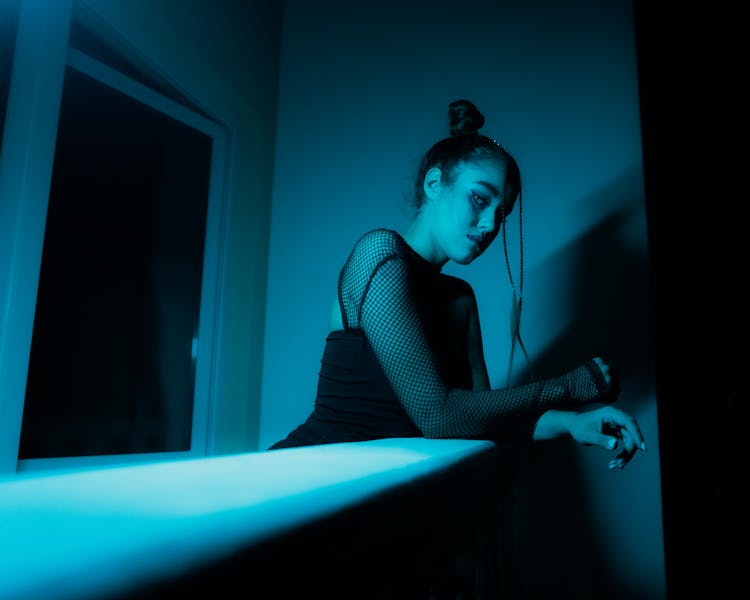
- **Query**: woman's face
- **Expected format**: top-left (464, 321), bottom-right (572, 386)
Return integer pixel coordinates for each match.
top-left (425, 158), bottom-right (513, 265)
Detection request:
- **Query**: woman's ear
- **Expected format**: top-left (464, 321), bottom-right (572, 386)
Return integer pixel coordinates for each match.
top-left (422, 167), bottom-right (443, 203)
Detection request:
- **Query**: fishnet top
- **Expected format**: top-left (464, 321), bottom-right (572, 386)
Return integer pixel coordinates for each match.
top-left (338, 228), bottom-right (612, 439)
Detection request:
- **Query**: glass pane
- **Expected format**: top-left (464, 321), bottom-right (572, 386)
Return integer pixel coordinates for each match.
top-left (19, 65), bottom-right (212, 458)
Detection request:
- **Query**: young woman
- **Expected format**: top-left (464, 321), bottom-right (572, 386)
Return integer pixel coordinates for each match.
top-left (269, 99), bottom-right (645, 470)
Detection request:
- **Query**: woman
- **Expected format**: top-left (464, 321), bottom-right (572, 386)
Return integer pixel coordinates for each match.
top-left (269, 99), bottom-right (645, 470)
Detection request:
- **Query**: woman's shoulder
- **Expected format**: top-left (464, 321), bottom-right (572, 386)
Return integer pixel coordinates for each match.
top-left (338, 229), bottom-right (410, 305)
top-left (353, 228), bottom-right (404, 248)
top-left (436, 272), bottom-right (477, 301)
top-left (348, 228), bottom-right (409, 261)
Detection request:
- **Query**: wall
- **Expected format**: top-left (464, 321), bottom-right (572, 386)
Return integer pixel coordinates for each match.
top-left (78, 0), bottom-right (282, 453)
top-left (261, 0), bottom-right (665, 598)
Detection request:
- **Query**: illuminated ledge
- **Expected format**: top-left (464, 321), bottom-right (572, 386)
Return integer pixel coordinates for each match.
top-left (0, 437), bottom-right (497, 600)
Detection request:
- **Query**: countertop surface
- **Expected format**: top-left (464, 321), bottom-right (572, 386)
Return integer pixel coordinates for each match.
top-left (0, 437), bottom-right (495, 600)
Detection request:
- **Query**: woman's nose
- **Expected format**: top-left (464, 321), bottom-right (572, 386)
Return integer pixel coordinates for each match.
top-left (478, 210), bottom-right (496, 233)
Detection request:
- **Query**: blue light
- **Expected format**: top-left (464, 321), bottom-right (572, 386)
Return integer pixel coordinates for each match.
top-left (0, 438), bottom-right (493, 599)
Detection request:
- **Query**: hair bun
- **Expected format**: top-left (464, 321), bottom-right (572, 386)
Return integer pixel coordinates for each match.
top-left (448, 99), bottom-right (485, 136)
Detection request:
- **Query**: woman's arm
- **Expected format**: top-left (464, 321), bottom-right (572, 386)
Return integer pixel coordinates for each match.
top-left (466, 293), bottom-right (645, 463)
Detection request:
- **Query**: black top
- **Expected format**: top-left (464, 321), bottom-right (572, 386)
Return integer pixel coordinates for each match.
top-left (269, 329), bottom-right (422, 448)
top-left (269, 230), bottom-right (448, 448)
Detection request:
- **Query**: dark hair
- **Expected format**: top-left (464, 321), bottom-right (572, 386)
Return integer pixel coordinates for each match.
top-left (413, 99), bottom-right (521, 210)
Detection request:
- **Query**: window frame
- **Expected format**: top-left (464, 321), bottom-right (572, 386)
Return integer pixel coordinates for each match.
top-left (0, 0), bottom-right (230, 475)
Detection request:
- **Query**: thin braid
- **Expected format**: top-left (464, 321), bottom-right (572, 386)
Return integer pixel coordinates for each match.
top-left (500, 159), bottom-right (515, 291)
top-left (502, 163), bottom-right (535, 385)
top-left (514, 188), bottom-right (534, 379)
top-left (517, 187), bottom-right (524, 296)
top-left (501, 198), bottom-right (514, 290)
top-left (500, 153), bottom-right (523, 297)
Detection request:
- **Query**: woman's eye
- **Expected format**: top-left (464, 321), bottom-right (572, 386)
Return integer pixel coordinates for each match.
top-left (470, 192), bottom-right (488, 207)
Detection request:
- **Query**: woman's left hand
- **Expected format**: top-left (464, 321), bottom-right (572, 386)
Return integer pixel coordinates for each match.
top-left (566, 405), bottom-right (647, 469)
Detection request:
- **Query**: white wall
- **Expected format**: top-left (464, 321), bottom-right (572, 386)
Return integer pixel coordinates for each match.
top-left (262, 0), bottom-right (665, 597)
top-left (78, 0), bottom-right (283, 454)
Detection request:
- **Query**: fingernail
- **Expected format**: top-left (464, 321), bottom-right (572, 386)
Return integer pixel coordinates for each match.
top-left (608, 438), bottom-right (617, 450)
top-left (640, 442), bottom-right (647, 452)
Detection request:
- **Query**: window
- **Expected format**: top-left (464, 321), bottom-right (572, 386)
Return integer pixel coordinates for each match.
top-left (0, 0), bottom-right (228, 472)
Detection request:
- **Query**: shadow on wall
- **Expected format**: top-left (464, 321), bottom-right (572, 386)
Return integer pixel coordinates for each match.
top-left (535, 170), bottom-right (655, 402)
top-left (507, 167), bottom-right (659, 600)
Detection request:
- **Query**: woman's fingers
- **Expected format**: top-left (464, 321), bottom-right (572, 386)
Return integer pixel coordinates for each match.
top-left (593, 357), bottom-right (610, 384)
top-left (609, 428), bottom-right (636, 469)
top-left (592, 356), bottom-right (621, 401)
top-left (599, 406), bottom-right (647, 470)
top-left (586, 430), bottom-right (620, 450)
top-left (602, 406), bottom-right (646, 452)
top-left (570, 405), bottom-right (647, 470)
top-left (619, 426), bottom-right (636, 456)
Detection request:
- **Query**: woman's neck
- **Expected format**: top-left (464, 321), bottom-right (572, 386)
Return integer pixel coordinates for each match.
top-left (403, 216), bottom-right (448, 269)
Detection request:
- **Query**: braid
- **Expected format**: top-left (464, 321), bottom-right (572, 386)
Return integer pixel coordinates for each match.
top-left (502, 172), bottom-right (534, 386)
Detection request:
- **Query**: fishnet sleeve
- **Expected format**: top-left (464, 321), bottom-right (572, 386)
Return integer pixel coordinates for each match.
top-left (339, 230), bottom-right (613, 439)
